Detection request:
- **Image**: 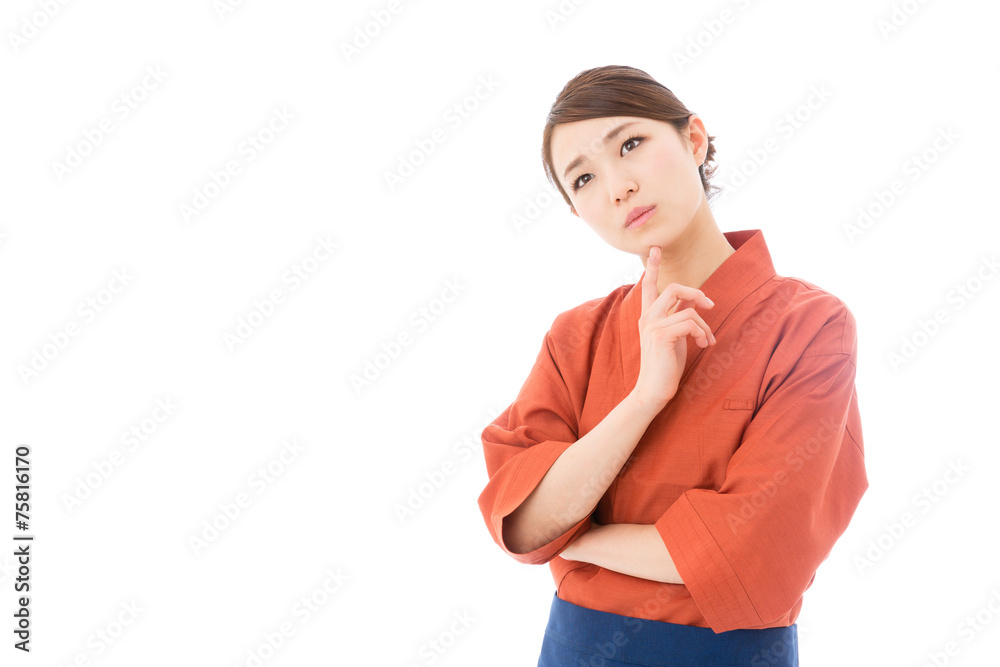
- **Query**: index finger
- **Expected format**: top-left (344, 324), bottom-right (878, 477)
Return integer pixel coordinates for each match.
top-left (648, 283), bottom-right (714, 321)
top-left (642, 246), bottom-right (714, 318)
top-left (641, 246), bottom-right (660, 315)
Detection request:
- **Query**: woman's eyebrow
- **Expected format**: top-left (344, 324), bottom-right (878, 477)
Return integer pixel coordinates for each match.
top-left (562, 121), bottom-right (640, 179)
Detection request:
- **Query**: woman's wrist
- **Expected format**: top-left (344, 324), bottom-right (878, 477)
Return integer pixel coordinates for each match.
top-left (624, 389), bottom-right (670, 422)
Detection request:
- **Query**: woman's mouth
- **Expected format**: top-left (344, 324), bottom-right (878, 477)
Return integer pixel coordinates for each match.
top-left (625, 205), bottom-right (655, 230)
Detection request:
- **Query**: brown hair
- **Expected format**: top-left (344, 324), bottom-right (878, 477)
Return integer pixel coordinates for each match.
top-left (541, 65), bottom-right (721, 208)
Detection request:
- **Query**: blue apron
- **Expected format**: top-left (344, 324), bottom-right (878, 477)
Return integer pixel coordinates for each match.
top-left (538, 592), bottom-right (798, 666)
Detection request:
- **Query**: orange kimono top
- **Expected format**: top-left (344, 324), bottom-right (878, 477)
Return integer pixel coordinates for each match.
top-left (477, 228), bottom-right (868, 634)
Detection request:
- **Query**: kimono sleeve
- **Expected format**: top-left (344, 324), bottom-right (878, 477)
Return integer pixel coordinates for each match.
top-left (476, 318), bottom-right (594, 565)
top-left (655, 298), bottom-right (869, 633)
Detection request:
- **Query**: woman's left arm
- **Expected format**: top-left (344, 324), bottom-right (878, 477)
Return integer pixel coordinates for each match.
top-left (561, 519), bottom-right (683, 584)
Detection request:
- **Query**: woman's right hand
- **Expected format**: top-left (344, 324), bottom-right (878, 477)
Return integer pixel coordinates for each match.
top-left (631, 245), bottom-right (716, 411)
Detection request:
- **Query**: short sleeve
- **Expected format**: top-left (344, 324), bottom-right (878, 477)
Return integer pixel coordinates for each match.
top-left (476, 322), bottom-right (594, 565)
top-left (655, 299), bottom-right (868, 633)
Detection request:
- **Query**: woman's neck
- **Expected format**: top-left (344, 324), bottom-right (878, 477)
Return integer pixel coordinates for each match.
top-left (651, 224), bottom-right (735, 297)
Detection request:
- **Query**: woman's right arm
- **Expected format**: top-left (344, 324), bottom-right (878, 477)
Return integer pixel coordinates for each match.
top-left (502, 389), bottom-right (665, 554)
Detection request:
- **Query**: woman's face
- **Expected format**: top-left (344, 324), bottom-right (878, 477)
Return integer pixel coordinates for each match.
top-left (550, 115), bottom-right (708, 255)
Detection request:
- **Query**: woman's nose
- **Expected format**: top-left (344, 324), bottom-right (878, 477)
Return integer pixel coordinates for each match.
top-left (612, 180), bottom-right (637, 203)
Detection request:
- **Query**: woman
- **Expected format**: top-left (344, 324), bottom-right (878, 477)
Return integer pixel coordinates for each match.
top-left (477, 65), bottom-right (868, 666)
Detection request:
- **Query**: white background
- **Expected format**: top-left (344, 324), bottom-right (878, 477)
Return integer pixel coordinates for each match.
top-left (2, 0), bottom-right (998, 665)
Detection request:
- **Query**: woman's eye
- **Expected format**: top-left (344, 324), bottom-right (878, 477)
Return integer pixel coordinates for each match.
top-left (571, 174), bottom-right (592, 191)
top-left (621, 135), bottom-right (643, 155)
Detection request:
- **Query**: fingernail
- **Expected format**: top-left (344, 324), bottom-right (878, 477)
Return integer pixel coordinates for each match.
top-left (706, 297), bottom-right (714, 306)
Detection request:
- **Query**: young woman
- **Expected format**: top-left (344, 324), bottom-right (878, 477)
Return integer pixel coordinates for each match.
top-left (476, 65), bottom-right (869, 666)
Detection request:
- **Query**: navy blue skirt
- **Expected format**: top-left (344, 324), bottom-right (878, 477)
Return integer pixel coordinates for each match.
top-left (538, 592), bottom-right (798, 666)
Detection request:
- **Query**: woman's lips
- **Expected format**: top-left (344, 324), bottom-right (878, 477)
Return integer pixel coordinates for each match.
top-left (626, 205), bottom-right (655, 230)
